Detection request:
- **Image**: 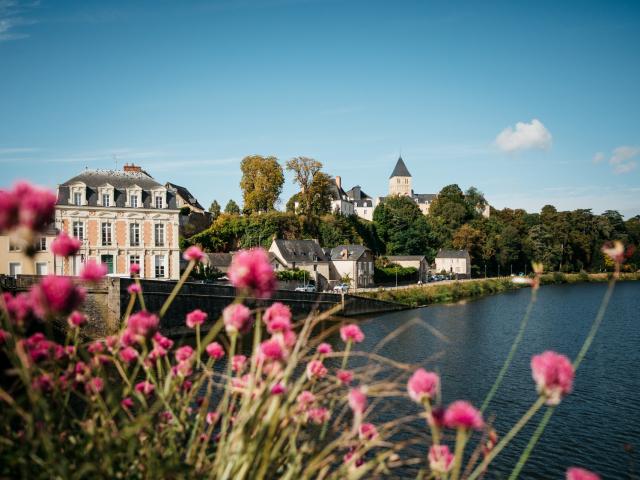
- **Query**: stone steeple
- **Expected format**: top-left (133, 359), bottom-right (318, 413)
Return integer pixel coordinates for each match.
top-left (388, 156), bottom-right (412, 196)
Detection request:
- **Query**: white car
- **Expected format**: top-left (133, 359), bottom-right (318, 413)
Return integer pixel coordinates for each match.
top-left (295, 284), bottom-right (316, 293)
top-left (333, 283), bottom-right (350, 294)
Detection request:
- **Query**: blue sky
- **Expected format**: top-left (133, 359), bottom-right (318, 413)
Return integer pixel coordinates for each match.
top-left (1, 0), bottom-right (639, 217)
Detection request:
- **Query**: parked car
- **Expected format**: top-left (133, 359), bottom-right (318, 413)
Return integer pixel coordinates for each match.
top-left (333, 283), bottom-right (350, 294)
top-left (295, 284), bottom-right (317, 293)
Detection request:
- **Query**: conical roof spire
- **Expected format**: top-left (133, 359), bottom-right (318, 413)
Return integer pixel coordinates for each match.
top-left (389, 156), bottom-right (411, 178)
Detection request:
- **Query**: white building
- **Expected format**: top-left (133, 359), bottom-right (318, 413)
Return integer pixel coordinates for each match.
top-left (434, 249), bottom-right (471, 278)
top-left (329, 245), bottom-right (375, 288)
top-left (330, 177), bottom-right (355, 216)
top-left (345, 185), bottom-right (375, 221)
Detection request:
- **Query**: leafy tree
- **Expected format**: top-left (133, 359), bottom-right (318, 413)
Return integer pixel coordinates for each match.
top-left (286, 157), bottom-right (333, 216)
top-left (209, 200), bottom-right (221, 219)
top-left (224, 199), bottom-right (241, 215)
top-left (452, 224), bottom-right (484, 265)
top-left (240, 155), bottom-right (284, 213)
top-left (464, 186), bottom-right (487, 217)
top-left (428, 184), bottom-right (472, 236)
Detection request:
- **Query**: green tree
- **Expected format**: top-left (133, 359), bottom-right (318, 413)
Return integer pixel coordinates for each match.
top-left (224, 199), bottom-right (241, 215)
top-left (464, 186), bottom-right (487, 217)
top-left (428, 184), bottom-right (472, 237)
top-left (240, 155), bottom-right (284, 213)
top-left (209, 200), bottom-right (221, 219)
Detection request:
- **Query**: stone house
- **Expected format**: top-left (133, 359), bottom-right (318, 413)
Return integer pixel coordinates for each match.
top-left (0, 225), bottom-right (58, 276)
top-left (268, 239), bottom-right (332, 289)
top-left (345, 185), bottom-right (375, 221)
top-left (330, 177), bottom-right (355, 216)
top-left (434, 249), bottom-right (471, 278)
top-left (386, 255), bottom-right (429, 282)
top-left (330, 245), bottom-right (375, 288)
top-left (54, 164), bottom-right (181, 279)
top-left (203, 251), bottom-right (285, 276)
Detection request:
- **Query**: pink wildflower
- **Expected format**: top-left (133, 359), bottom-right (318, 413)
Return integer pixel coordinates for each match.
top-left (228, 248), bottom-right (276, 299)
top-left (337, 369), bottom-right (354, 385)
top-left (566, 467), bottom-right (601, 480)
top-left (407, 368), bottom-right (440, 403)
top-left (51, 232), bottom-right (81, 257)
top-left (340, 324), bottom-right (365, 343)
top-left (67, 311), bottom-right (87, 328)
top-left (307, 407), bottom-right (330, 425)
top-left (119, 346), bottom-right (139, 364)
top-left (153, 332), bottom-right (173, 350)
top-left (306, 359), bottom-right (328, 379)
top-left (260, 338), bottom-right (285, 362)
top-left (130, 263), bottom-right (140, 275)
top-left (148, 345), bottom-right (168, 361)
top-left (359, 422), bottom-right (378, 441)
top-left (317, 342), bottom-right (333, 355)
top-left (271, 382), bottom-right (286, 395)
top-left (80, 260), bottom-right (108, 282)
top-left (14, 182), bottom-right (57, 232)
top-left (30, 275), bottom-right (86, 319)
top-left (0, 329), bottom-right (11, 345)
top-left (223, 303), bottom-right (252, 335)
top-left (263, 302), bottom-right (292, 333)
top-left (205, 341), bottom-right (225, 360)
top-left (175, 345), bottom-right (194, 363)
top-left (601, 241), bottom-right (625, 264)
top-left (531, 351), bottom-right (574, 406)
top-left (206, 411), bottom-right (220, 425)
top-left (2, 292), bottom-right (36, 327)
top-left (127, 283), bottom-right (141, 295)
top-left (429, 445), bottom-right (454, 474)
top-left (126, 311), bottom-right (159, 339)
top-left (186, 309), bottom-right (208, 328)
top-left (297, 390), bottom-right (316, 409)
top-left (232, 354), bottom-right (247, 373)
top-left (121, 397), bottom-right (134, 409)
top-left (87, 340), bottom-right (105, 353)
top-left (280, 329), bottom-right (297, 349)
top-left (443, 401), bottom-right (484, 430)
top-left (85, 377), bottom-right (104, 395)
top-left (32, 373), bottom-right (54, 392)
top-left (183, 245), bottom-right (205, 263)
top-left (135, 380), bottom-right (155, 396)
top-left (348, 388), bottom-right (367, 415)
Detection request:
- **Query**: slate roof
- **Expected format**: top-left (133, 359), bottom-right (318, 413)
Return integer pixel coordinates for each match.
top-left (57, 169), bottom-right (177, 209)
top-left (414, 193), bottom-right (437, 203)
top-left (204, 253), bottom-right (234, 268)
top-left (389, 156), bottom-right (412, 178)
top-left (329, 179), bottom-right (350, 201)
top-left (272, 239), bottom-right (329, 263)
top-left (435, 249), bottom-right (470, 259)
top-left (330, 245), bottom-right (370, 261)
top-left (387, 255), bottom-right (426, 262)
top-left (346, 186), bottom-right (374, 207)
top-left (166, 182), bottom-right (204, 210)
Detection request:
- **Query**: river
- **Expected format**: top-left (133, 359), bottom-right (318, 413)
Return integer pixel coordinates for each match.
top-left (352, 281), bottom-right (640, 479)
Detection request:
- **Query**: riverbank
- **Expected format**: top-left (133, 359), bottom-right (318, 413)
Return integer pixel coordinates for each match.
top-left (360, 272), bottom-right (640, 307)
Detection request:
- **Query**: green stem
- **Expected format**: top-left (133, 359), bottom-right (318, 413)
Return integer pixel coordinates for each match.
top-left (450, 428), bottom-right (467, 480)
top-left (423, 399), bottom-right (440, 445)
top-left (507, 407), bottom-right (554, 480)
top-left (159, 260), bottom-right (195, 318)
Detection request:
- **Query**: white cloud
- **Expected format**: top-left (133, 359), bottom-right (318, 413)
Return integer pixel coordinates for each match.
top-left (0, 0), bottom-right (37, 42)
top-left (592, 152), bottom-right (605, 163)
top-left (494, 119), bottom-right (552, 153)
top-left (594, 145), bottom-right (639, 175)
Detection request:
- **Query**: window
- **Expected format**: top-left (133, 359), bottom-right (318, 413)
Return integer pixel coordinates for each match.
top-left (36, 262), bottom-right (48, 275)
top-left (35, 237), bottom-right (47, 251)
top-left (9, 262), bottom-right (21, 277)
top-left (73, 192), bottom-right (82, 206)
top-left (130, 195), bottom-right (138, 208)
top-left (9, 241), bottom-right (20, 251)
top-left (129, 223), bottom-right (140, 247)
top-left (154, 255), bottom-right (165, 278)
top-left (155, 195), bottom-right (163, 209)
top-left (154, 223), bottom-right (164, 247)
top-left (101, 222), bottom-right (112, 246)
top-left (129, 255), bottom-right (140, 271)
top-left (102, 193), bottom-right (110, 207)
top-left (72, 222), bottom-right (84, 242)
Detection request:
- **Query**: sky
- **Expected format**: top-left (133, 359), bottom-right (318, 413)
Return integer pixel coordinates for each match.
top-left (1, 0), bottom-right (639, 217)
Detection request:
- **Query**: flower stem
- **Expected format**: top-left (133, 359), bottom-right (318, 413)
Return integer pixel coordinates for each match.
top-left (159, 260), bottom-right (195, 318)
top-left (507, 407), bottom-right (554, 480)
top-left (450, 428), bottom-right (467, 480)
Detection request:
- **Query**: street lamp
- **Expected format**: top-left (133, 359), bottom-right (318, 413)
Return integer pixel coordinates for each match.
top-left (395, 264), bottom-right (398, 289)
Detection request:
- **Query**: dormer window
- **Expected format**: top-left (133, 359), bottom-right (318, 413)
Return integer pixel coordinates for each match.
top-left (126, 185), bottom-right (143, 208)
top-left (99, 184), bottom-right (114, 208)
top-left (103, 193), bottom-right (110, 207)
top-left (130, 195), bottom-right (138, 208)
top-left (155, 195), bottom-right (163, 209)
top-left (68, 182), bottom-right (87, 206)
top-left (73, 192), bottom-right (82, 206)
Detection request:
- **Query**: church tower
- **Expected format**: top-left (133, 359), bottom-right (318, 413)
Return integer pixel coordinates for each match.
top-left (388, 156), bottom-right (412, 196)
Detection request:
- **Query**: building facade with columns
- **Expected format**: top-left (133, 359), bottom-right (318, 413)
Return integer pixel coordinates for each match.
top-left (54, 165), bottom-right (181, 280)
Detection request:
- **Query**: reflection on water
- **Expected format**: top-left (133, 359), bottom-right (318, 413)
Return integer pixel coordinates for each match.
top-left (350, 282), bottom-right (640, 479)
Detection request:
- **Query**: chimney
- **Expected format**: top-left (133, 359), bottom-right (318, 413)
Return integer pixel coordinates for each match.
top-left (335, 176), bottom-right (342, 189)
top-left (123, 163), bottom-right (142, 173)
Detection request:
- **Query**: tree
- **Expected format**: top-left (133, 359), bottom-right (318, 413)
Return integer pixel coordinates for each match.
top-left (240, 155), bottom-right (284, 213)
top-left (428, 184), bottom-right (472, 236)
top-left (224, 199), bottom-right (241, 215)
top-left (286, 157), bottom-right (333, 216)
top-left (452, 223), bottom-right (484, 265)
top-left (464, 186), bottom-right (487, 217)
top-left (209, 200), bottom-right (221, 219)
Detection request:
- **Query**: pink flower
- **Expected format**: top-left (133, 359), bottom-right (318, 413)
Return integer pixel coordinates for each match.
top-left (307, 407), bottom-right (330, 425)
top-left (317, 342), bottom-right (333, 355)
top-left (119, 346), bottom-right (139, 364)
top-left (85, 377), bottom-right (104, 395)
top-left (601, 241), bottom-right (625, 264)
top-left (429, 445), bottom-right (454, 474)
top-left (67, 311), bottom-right (87, 328)
top-left (175, 345), bottom-right (194, 363)
top-left (87, 341), bottom-right (104, 353)
top-left (32, 373), bottom-right (54, 392)
top-left (260, 338), bottom-right (285, 362)
top-left (0, 329), bottom-right (11, 345)
top-left (228, 248), bottom-right (276, 299)
top-left (566, 467), bottom-right (601, 480)
top-left (0, 188), bottom-right (20, 232)
top-left (186, 309), bottom-right (208, 328)
top-left (407, 368), bottom-right (440, 403)
top-left (130, 263), bottom-right (140, 275)
top-left (531, 351), bottom-right (574, 406)
top-left (271, 382), bottom-right (286, 395)
top-left (443, 401), bottom-right (484, 430)
top-left (135, 380), bottom-right (155, 396)
top-left (359, 422), bottom-right (378, 441)
top-left (30, 276), bottom-right (86, 319)
top-left (126, 311), bottom-right (159, 339)
top-left (348, 388), bottom-right (367, 415)
top-left (183, 246), bottom-right (205, 263)
top-left (121, 397), bottom-right (134, 409)
top-left (51, 232), bottom-right (81, 257)
top-left (306, 359), bottom-right (328, 379)
top-left (297, 390), bottom-right (316, 409)
top-left (340, 324), bottom-right (365, 343)
top-left (206, 411), bottom-right (220, 425)
top-left (205, 341), bottom-right (225, 360)
top-left (337, 369), bottom-right (354, 385)
top-left (2, 292), bottom-right (36, 327)
top-left (14, 182), bottom-right (56, 232)
top-left (80, 260), bottom-right (108, 282)
top-left (223, 303), bottom-right (252, 335)
top-left (153, 332), bottom-right (173, 350)
top-left (127, 283), bottom-right (141, 295)
top-left (263, 302), bottom-right (292, 333)
top-left (232, 354), bottom-right (247, 373)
